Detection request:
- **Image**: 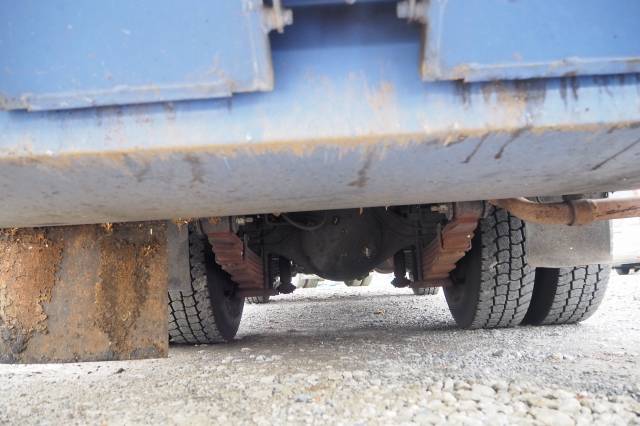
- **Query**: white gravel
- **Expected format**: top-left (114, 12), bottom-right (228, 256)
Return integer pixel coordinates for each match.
top-left (1, 273), bottom-right (639, 425)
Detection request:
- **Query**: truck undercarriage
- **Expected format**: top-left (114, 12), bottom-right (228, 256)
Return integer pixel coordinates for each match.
top-left (1, 0), bottom-right (640, 362)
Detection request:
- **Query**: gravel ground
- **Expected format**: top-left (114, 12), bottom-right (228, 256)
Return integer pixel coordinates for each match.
top-left (1, 273), bottom-right (639, 425)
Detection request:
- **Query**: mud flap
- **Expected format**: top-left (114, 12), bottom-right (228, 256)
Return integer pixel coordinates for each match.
top-left (526, 221), bottom-right (612, 268)
top-left (0, 222), bottom-right (168, 363)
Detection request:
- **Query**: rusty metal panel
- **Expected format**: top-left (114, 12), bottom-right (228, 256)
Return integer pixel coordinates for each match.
top-left (0, 223), bottom-right (168, 363)
top-left (0, 1), bottom-right (273, 111)
top-left (417, 0), bottom-right (640, 82)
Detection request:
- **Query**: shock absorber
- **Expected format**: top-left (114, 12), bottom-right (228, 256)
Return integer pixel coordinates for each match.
top-left (391, 250), bottom-right (411, 288)
top-left (277, 256), bottom-right (296, 294)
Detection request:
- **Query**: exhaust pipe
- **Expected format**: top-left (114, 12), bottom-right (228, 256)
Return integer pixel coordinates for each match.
top-left (489, 197), bottom-right (640, 226)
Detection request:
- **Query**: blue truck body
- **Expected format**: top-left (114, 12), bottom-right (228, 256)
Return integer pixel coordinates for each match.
top-left (1, 0), bottom-right (639, 227)
top-left (2, 1), bottom-right (640, 362)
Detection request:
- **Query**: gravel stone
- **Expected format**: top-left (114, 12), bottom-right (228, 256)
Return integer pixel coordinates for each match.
top-left (530, 407), bottom-right (575, 426)
top-left (470, 383), bottom-right (496, 400)
top-left (0, 273), bottom-right (638, 425)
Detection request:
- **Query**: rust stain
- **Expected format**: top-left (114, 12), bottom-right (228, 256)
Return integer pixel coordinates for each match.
top-left (449, 64), bottom-right (473, 80)
top-left (559, 76), bottom-right (579, 106)
top-left (443, 133), bottom-right (469, 147)
top-left (183, 154), bottom-right (205, 184)
top-left (590, 136), bottom-right (640, 171)
top-left (2, 119), bottom-right (639, 174)
top-left (454, 81), bottom-right (472, 107)
top-left (348, 149), bottom-right (375, 188)
top-left (0, 223), bottom-right (168, 363)
top-left (462, 134), bottom-right (490, 164)
top-left (95, 223), bottom-right (159, 355)
top-left (494, 127), bottom-right (529, 160)
top-left (0, 228), bottom-right (63, 361)
top-left (122, 154), bottom-right (151, 183)
top-left (366, 81), bottom-right (396, 111)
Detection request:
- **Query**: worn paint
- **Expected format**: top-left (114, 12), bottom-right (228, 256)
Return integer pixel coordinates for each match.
top-left (0, 3), bottom-right (639, 227)
top-left (420, 0), bottom-right (640, 82)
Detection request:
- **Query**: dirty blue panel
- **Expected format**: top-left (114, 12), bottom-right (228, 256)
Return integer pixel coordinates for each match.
top-left (0, 2), bottom-right (639, 227)
top-left (0, 0), bottom-right (273, 111)
top-left (421, 0), bottom-right (640, 82)
top-left (284, 0), bottom-right (389, 5)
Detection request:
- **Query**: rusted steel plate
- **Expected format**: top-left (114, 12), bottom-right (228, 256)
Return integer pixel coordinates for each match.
top-left (0, 223), bottom-right (168, 363)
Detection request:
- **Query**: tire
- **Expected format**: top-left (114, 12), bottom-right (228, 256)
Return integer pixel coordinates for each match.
top-left (444, 208), bottom-right (535, 329)
top-left (168, 225), bottom-right (244, 344)
top-left (523, 265), bottom-right (610, 325)
top-left (246, 296), bottom-right (270, 304)
top-left (614, 264), bottom-right (639, 275)
top-left (412, 287), bottom-right (439, 296)
top-left (615, 266), bottom-right (630, 276)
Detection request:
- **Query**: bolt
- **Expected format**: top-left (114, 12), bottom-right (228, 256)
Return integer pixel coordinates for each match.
top-left (281, 9), bottom-right (293, 26)
top-left (264, 0), bottom-right (293, 34)
top-left (430, 204), bottom-right (450, 214)
top-left (235, 217), bottom-right (254, 226)
top-left (397, 0), bottom-right (427, 23)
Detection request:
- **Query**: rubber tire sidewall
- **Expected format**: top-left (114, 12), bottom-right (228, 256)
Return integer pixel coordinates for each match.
top-left (521, 267), bottom-right (559, 325)
top-left (443, 231), bottom-right (483, 328)
top-left (203, 236), bottom-right (244, 341)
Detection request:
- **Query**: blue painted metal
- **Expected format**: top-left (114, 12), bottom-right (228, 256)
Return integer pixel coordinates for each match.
top-left (284, 0), bottom-right (389, 5)
top-left (0, 2), bottom-right (639, 227)
top-left (0, 0), bottom-right (273, 111)
top-left (420, 0), bottom-right (640, 82)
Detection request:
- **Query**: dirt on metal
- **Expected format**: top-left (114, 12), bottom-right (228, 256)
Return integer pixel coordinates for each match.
top-left (0, 228), bottom-right (63, 361)
top-left (491, 196), bottom-right (640, 226)
top-left (0, 223), bottom-right (169, 363)
top-left (96, 224), bottom-right (160, 357)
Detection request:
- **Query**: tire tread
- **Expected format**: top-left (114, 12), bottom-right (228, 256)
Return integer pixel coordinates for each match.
top-left (528, 265), bottom-right (609, 325)
top-left (470, 209), bottom-right (535, 329)
top-left (168, 229), bottom-right (226, 344)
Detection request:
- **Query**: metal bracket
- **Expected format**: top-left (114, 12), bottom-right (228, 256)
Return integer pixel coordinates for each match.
top-left (167, 221), bottom-right (192, 293)
top-left (264, 0), bottom-right (293, 34)
top-left (396, 0), bottom-right (427, 23)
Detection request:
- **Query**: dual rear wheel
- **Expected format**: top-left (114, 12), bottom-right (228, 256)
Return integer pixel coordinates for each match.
top-left (444, 208), bottom-right (609, 329)
top-left (169, 209), bottom-right (611, 345)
